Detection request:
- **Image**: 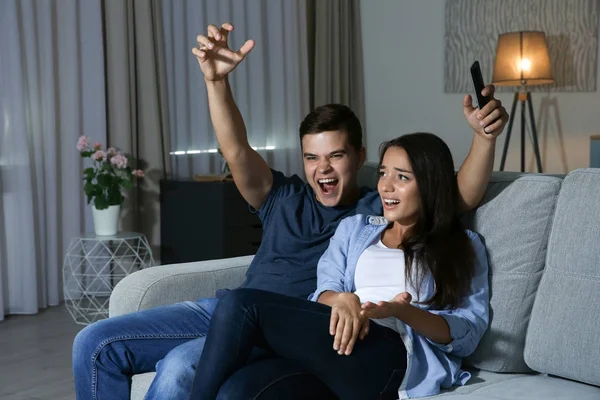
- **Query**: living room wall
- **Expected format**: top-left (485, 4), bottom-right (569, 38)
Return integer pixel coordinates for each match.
top-left (360, 0), bottom-right (600, 173)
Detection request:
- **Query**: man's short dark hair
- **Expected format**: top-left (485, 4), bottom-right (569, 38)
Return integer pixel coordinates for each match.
top-left (299, 104), bottom-right (362, 151)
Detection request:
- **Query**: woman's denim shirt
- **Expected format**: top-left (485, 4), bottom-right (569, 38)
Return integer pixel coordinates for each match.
top-left (309, 214), bottom-right (490, 399)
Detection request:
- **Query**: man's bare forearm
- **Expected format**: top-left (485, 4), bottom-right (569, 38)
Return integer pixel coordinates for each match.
top-left (205, 78), bottom-right (251, 157)
top-left (456, 135), bottom-right (496, 213)
top-left (204, 78), bottom-right (272, 209)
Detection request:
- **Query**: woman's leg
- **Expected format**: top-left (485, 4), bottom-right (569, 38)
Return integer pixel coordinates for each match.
top-left (190, 289), bottom-right (406, 400)
top-left (216, 358), bottom-right (337, 400)
top-left (72, 298), bottom-right (217, 400)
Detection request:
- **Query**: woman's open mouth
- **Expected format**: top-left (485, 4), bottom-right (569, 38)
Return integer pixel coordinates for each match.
top-left (382, 198), bottom-right (400, 210)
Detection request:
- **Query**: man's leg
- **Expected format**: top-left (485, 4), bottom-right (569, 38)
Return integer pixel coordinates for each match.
top-left (144, 336), bottom-right (206, 400)
top-left (191, 289), bottom-right (407, 400)
top-left (216, 358), bottom-right (337, 400)
top-left (72, 297), bottom-right (217, 400)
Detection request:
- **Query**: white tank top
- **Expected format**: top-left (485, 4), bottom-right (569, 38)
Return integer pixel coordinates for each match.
top-left (353, 240), bottom-right (415, 333)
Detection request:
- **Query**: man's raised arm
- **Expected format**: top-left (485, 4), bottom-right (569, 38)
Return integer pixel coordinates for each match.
top-left (457, 85), bottom-right (509, 213)
top-left (192, 22), bottom-right (272, 210)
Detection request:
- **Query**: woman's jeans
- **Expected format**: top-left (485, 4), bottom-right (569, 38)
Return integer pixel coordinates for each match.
top-left (190, 289), bottom-right (408, 400)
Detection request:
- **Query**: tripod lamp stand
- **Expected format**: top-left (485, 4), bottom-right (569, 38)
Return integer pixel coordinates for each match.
top-left (492, 31), bottom-right (555, 172)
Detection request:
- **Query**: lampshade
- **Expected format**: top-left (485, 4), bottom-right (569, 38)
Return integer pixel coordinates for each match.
top-left (492, 31), bottom-right (554, 86)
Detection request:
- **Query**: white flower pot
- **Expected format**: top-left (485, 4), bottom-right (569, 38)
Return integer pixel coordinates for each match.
top-left (92, 205), bottom-right (121, 236)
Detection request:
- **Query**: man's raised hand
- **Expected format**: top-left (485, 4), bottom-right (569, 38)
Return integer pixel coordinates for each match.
top-left (463, 84), bottom-right (508, 139)
top-left (191, 22), bottom-right (255, 81)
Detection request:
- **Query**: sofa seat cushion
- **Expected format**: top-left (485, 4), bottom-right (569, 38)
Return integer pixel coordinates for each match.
top-left (131, 372), bottom-right (155, 400)
top-left (525, 169), bottom-right (600, 387)
top-left (423, 370), bottom-right (600, 399)
top-left (132, 369), bottom-right (600, 399)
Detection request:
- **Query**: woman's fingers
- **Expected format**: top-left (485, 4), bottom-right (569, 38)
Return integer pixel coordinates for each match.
top-left (339, 318), bottom-right (354, 355)
top-left (361, 302), bottom-right (382, 318)
top-left (335, 313), bottom-right (367, 355)
top-left (333, 316), bottom-right (345, 351)
top-left (362, 301), bottom-right (375, 309)
top-left (329, 310), bottom-right (339, 336)
top-left (344, 320), bottom-right (362, 355)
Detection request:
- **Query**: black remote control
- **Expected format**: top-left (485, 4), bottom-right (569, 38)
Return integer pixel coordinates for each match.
top-left (470, 61), bottom-right (489, 109)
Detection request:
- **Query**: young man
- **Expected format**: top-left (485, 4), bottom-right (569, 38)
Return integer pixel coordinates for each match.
top-left (72, 22), bottom-right (508, 399)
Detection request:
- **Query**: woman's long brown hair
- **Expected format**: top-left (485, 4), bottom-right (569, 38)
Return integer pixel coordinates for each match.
top-left (379, 133), bottom-right (476, 309)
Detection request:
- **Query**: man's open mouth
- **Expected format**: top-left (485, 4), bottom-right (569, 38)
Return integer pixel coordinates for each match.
top-left (318, 178), bottom-right (339, 195)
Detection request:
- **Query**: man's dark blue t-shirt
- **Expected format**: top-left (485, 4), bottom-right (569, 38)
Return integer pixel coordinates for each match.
top-left (238, 169), bottom-right (382, 299)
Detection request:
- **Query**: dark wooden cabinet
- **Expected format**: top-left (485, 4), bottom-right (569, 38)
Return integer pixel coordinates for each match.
top-left (160, 180), bottom-right (262, 264)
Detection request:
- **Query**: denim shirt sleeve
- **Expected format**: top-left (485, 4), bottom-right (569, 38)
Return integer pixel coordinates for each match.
top-left (308, 218), bottom-right (352, 302)
top-left (427, 231), bottom-right (490, 357)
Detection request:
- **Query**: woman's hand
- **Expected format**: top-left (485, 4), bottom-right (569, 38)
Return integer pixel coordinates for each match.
top-left (362, 292), bottom-right (453, 345)
top-left (361, 292), bottom-right (412, 319)
top-left (330, 293), bottom-right (370, 356)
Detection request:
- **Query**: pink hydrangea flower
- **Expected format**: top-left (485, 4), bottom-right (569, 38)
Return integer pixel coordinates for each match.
top-left (110, 153), bottom-right (128, 169)
top-left (93, 150), bottom-right (107, 161)
top-left (76, 136), bottom-right (89, 151)
top-left (94, 143), bottom-right (102, 150)
top-left (132, 169), bottom-right (145, 177)
top-left (107, 147), bottom-right (118, 156)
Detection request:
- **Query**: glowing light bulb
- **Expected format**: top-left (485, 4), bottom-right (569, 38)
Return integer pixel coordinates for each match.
top-left (519, 58), bottom-right (531, 72)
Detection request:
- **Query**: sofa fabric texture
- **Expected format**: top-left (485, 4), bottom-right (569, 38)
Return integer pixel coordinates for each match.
top-left (524, 169), bottom-right (600, 387)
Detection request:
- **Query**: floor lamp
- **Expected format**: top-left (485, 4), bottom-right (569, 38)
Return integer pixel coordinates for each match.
top-left (492, 31), bottom-right (555, 173)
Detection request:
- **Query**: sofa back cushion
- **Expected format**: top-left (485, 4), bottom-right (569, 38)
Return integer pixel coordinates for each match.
top-left (357, 162), bottom-right (379, 188)
top-left (524, 169), bottom-right (600, 387)
top-left (461, 172), bottom-right (563, 372)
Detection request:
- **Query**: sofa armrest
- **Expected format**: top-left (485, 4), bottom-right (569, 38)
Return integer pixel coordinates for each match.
top-left (108, 255), bottom-right (253, 317)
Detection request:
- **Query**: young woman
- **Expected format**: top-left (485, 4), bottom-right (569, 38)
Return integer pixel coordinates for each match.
top-left (188, 133), bottom-right (490, 400)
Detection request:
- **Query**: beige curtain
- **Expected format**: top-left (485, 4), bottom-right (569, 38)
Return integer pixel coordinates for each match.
top-left (307, 0), bottom-right (366, 126)
top-left (101, 0), bottom-right (171, 258)
top-left (1, 0), bottom-right (105, 319)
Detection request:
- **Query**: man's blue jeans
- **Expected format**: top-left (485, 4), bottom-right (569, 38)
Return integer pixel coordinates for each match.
top-left (72, 297), bottom-right (337, 399)
top-left (72, 298), bottom-right (218, 400)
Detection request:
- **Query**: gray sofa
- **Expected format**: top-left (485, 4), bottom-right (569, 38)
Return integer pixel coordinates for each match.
top-left (110, 166), bottom-right (600, 399)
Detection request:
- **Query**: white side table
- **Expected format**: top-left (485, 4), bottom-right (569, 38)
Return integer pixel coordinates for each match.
top-left (62, 232), bottom-right (155, 325)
